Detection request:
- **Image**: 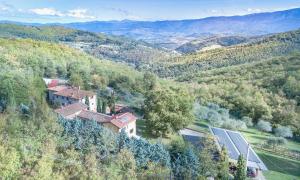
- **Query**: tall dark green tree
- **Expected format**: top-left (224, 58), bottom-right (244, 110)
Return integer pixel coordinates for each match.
top-left (85, 96), bottom-right (90, 110)
top-left (108, 92), bottom-right (116, 114)
top-left (102, 100), bottom-right (107, 114)
top-left (217, 146), bottom-right (229, 180)
top-left (235, 155), bottom-right (246, 180)
top-left (96, 97), bottom-right (102, 113)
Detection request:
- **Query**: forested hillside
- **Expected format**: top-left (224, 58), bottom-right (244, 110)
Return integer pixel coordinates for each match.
top-left (190, 54), bottom-right (300, 133)
top-left (176, 35), bottom-right (252, 54)
top-left (146, 29), bottom-right (300, 78)
top-left (0, 38), bottom-right (206, 179)
top-left (0, 24), bottom-right (175, 66)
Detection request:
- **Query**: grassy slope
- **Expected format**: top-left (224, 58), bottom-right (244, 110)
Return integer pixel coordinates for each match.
top-left (257, 150), bottom-right (300, 180)
top-left (241, 128), bottom-right (300, 152)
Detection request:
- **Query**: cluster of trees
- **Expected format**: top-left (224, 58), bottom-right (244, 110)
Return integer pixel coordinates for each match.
top-left (257, 120), bottom-right (293, 138)
top-left (194, 102), bottom-right (248, 130)
top-left (176, 35), bottom-right (250, 54)
top-left (147, 29), bottom-right (300, 78)
top-left (0, 37), bottom-right (215, 179)
top-left (192, 55), bottom-right (300, 136)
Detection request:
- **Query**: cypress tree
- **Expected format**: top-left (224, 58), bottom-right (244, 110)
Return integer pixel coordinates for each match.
top-left (217, 146), bottom-right (229, 180)
top-left (102, 100), bottom-right (107, 114)
top-left (97, 97), bottom-right (102, 113)
top-left (235, 155), bottom-right (246, 180)
top-left (85, 96), bottom-right (90, 110)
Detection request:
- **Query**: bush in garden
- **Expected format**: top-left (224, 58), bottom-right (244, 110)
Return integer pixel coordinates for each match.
top-left (266, 137), bottom-right (287, 149)
top-left (256, 120), bottom-right (272, 133)
top-left (274, 126), bottom-right (293, 138)
top-left (241, 116), bottom-right (253, 127)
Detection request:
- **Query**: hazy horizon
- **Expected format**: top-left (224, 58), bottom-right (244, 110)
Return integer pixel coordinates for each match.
top-left (0, 0), bottom-right (300, 23)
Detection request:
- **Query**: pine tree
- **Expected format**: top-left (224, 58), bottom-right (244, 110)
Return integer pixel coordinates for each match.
top-left (217, 146), bottom-right (229, 180)
top-left (235, 155), bottom-right (246, 180)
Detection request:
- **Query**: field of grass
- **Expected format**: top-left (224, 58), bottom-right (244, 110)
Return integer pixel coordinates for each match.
top-left (187, 120), bottom-right (210, 133)
top-left (241, 128), bottom-right (300, 152)
top-left (256, 150), bottom-right (300, 180)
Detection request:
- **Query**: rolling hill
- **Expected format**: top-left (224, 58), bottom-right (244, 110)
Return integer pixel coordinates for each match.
top-left (145, 29), bottom-right (300, 78)
top-left (0, 24), bottom-right (176, 67)
top-left (175, 35), bottom-right (253, 54)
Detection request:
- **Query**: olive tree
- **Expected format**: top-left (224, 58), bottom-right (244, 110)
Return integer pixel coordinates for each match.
top-left (274, 126), bottom-right (293, 138)
top-left (256, 120), bottom-right (272, 133)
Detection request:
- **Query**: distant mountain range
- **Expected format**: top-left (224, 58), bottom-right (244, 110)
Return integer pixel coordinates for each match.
top-left (59, 8), bottom-right (300, 48)
top-left (1, 8), bottom-right (300, 49)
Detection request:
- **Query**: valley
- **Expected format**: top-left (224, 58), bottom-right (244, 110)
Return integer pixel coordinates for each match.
top-left (0, 4), bottom-right (300, 180)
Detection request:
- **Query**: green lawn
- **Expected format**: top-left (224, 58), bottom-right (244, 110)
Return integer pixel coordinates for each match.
top-left (187, 120), bottom-right (210, 133)
top-left (241, 128), bottom-right (300, 152)
top-left (256, 150), bottom-right (300, 180)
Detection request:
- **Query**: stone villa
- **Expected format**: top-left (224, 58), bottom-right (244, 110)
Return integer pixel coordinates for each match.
top-left (47, 85), bottom-right (137, 137)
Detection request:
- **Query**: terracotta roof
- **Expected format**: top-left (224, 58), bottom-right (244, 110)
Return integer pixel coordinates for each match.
top-left (54, 87), bottom-right (96, 100)
top-left (55, 102), bottom-right (87, 117)
top-left (77, 110), bottom-right (112, 123)
top-left (115, 104), bottom-right (133, 113)
top-left (110, 112), bottom-right (137, 129)
top-left (47, 85), bottom-right (68, 92)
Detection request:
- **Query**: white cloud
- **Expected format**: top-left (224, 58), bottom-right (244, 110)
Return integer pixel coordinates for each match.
top-left (0, 5), bottom-right (8, 11)
top-left (0, 2), bottom-right (14, 11)
top-left (67, 9), bottom-right (95, 19)
top-left (247, 8), bottom-right (262, 13)
top-left (29, 8), bottom-right (64, 16)
top-left (29, 8), bottom-right (96, 19)
top-left (28, 7), bottom-right (95, 19)
top-left (210, 9), bottom-right (218, 13)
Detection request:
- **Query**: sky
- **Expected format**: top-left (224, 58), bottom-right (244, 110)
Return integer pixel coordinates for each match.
top-left (0, 0), bottom-right (300, 23)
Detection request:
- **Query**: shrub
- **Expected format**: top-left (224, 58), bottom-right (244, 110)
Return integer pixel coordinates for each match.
top-left (222, 119), bottom-right (247, 130)
top-left (256, 120), bottom-right (272, 132)
top-left (274, 126), bottom-right (293, 138)
top-left (266, 137), bottom-right (287, 148)
top-left (241, 116), bottom-right (253, 127)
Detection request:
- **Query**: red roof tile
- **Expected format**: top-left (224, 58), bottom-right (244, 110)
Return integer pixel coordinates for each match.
top-left (47, 85), bottom-right (68, 92)
top-left (55, 102), bottom-right (87, 117)
top-left (77, 110), bottom-right (112, 123)
top-left (110, 112), bottom-right (137, 129)
top-left (54, 87), bottom-right (96, 100)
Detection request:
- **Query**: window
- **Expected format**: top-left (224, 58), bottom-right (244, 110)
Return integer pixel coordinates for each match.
top-left (130, 129), bottom-right (134, 134)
